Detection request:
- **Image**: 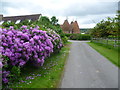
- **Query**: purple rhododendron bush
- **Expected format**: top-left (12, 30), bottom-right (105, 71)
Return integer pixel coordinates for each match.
top-left (0, 25), bottom-right (63, 85)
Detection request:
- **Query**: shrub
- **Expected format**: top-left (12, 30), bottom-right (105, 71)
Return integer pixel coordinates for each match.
top-left (61, 36), bottom-right (68, 44)
top-left (64, 33), bottom-right (91, 40)
top-left (64, 33), bottom-right (72, 38)
top-left (1, 25), bottom-right (63, 85)
top-left (78, 34), bottom-right (91, 40)
top-left (46, 28), bottom-right (63, 53)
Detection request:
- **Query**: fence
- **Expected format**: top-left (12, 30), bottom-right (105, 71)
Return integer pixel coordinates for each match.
top-left (91, 38), bottom-right (120, 48)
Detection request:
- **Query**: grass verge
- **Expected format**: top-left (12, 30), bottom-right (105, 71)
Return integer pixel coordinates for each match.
top-left (9, 42), bottom-right (71, 88)
top-left (87, 42), bottom-right (119, 67)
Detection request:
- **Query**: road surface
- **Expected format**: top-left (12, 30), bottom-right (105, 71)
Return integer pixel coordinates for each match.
top-left (60, 40), bottom-right (118, 88)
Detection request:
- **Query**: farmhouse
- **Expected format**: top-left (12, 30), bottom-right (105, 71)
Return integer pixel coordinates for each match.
top-left (61, 19), bottom-right (80, 34)
top-left (0, 14), bottom-right (41, 22)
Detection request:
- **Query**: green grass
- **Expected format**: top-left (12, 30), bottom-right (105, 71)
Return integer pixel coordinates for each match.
top-left (9, 42), bottom-right (71, 88)
top-left (87, 42), bottom-right (119, 67)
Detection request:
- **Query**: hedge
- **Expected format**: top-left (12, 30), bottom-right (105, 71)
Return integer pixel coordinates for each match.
top-left (64, 33), bottom-right (91, 40)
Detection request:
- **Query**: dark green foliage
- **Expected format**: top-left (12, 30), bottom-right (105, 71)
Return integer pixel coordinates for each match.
top-left (65, 33), bottom-right (91, 40)
top-left (38, 16), bottom-right (51, 27)
top-left (64, 33), bottom-right (72, 37)
top-left (61, 36), bottom-right (68, 44)
top-left (2, 56), bottom-right (21, 87)
top-left (2, 19), bottom-right (34, 29)
top-left (2, 21), bottom-right (15, 27)
top-left (11, 66), bottom-right (21, 77)
top-left (90, 15), bottom-right (119, 38)
top-left (51, 16), bottom-right (58, 25)
top-left (37, 16), bottom-right (63, 35)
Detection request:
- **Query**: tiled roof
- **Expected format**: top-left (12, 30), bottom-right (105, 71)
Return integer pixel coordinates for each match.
top-left (2, 14), bottom-right (41, 22)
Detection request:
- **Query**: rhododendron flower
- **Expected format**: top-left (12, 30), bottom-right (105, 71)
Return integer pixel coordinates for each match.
top-left (45, 46), bottom-right (51, 51)
top-left (37, 59), bottom-right (41, 63)
top-left (9, 26), bottom-right (14, 29)
top-left (19, 60), bottom-right (26, 66)
top-left (21, 33), bottom-right (29, 40)
top-left (2, 78), bottom-right (8, 83)
top-left (1, 25), bottom-right (63, 84)
top-left (0, 61), bottom-right (3, 68)
top-left (2, 71), bottom-right (10, 78)
top-left (33, 35), bottom-right (39, 40)
top-left (21, 25), bottom-right (27, 29)
top-left (7, 31), bottom-right (14, 36)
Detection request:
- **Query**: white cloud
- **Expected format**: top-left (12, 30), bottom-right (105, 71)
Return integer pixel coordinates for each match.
top-left (5, 7), bottom-right (31, 16)
top-left (1, 0), bottom-right (119, 28)
top-left (79, 23), bottom-right (96, 28)
top-left (57, 13), bottom-right (116, 28)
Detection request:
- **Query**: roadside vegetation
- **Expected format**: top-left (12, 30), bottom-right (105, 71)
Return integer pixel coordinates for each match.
top-left (1, 16), bottom-right (69, 89)
top-left (88, 42), bottom-right (119, 67)
top-left (9, 42), bottom-right (71, 88)
top-left (65, 33), bottom-right (91, 40)
top-left (88, 11), bottom-right (119, 67)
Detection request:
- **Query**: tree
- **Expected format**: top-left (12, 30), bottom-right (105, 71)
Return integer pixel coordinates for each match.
top-left (39, 16), bottom-right (51, 26)
top-left (90, 16), bottom-right (118, 38)
top-left (50, 16), bottom-right (58, 25)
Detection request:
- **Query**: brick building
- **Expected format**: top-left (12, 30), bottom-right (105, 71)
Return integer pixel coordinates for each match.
top-left (61, 20), bottom-right (80, 34)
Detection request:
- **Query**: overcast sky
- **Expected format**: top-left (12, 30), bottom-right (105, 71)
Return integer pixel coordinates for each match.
top-left (0, 0), bottom-right (119, 28)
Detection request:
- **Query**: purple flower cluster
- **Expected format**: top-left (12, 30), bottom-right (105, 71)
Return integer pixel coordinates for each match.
top-left (2, 71), bottom-right (10, 83)
top-left (0, 61), bottom-right (2, 68)
top-left (50, 33), bottom-right (63, 49)
top-left (1, 26), bottom-right (53, 67)
top-left (46, 29), bottom-right (63, 51)
top-left (1, 25), bottom-right (63, 84)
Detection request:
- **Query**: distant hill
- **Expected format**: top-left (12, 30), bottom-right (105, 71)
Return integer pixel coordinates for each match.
top-left (80, 28), bottom-right (92, 34)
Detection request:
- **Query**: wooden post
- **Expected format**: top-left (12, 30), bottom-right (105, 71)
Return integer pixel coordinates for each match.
top-left (106, 38), bottom-right (108, 45)
top-left (91, 37), bottom-right (93, 42)
top-left (114, 39), bottom-right (117, 47)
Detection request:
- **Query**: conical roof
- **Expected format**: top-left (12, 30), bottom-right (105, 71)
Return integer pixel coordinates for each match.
top-left (61, 20), bottom-right (80, 34)
top-left (61, 20), bottom-right (70, 33)
top-left (71, 21), bottom-right (80, 33)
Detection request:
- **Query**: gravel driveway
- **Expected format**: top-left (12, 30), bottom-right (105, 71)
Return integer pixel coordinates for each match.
top-left (60, 40), bottom-right (118, 88)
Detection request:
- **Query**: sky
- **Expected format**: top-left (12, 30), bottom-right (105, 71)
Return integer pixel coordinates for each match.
top-left (0, 0), bottom-right (119, 28)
